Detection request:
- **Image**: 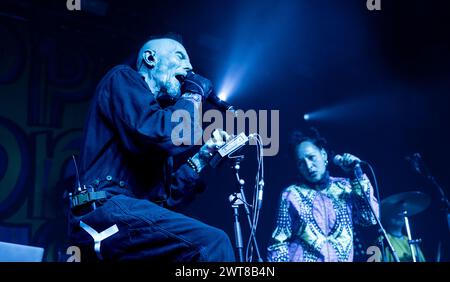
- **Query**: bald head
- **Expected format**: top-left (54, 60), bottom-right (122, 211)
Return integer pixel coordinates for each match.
top-left (136, 38), bottom-right (193, 101)
top-left (136, 38), bottom-right (188, 69)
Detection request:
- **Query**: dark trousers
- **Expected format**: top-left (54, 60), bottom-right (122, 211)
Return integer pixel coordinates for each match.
top-left (69, 194), bottom-right (235, 262)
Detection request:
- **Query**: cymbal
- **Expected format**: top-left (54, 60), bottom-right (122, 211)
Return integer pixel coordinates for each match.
top-left (381, 191), bottom-right (430, 217)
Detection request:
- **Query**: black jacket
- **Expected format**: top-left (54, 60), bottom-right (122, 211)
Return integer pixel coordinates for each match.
top-left (79, 65), bottom-right (204, 209)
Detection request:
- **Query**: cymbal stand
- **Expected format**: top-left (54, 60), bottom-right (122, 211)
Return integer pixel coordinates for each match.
top-left (403, 210), bottom-right (418, 262)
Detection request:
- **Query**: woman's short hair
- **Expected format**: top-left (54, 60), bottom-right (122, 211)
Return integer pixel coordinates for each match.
top-left (289, 127), bottom-right (328, 153)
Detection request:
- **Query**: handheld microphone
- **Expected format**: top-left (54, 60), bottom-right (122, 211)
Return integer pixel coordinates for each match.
top-left (333, 154), bottom-right (362, 168)
top-left (207, 92), bottom-right (236, 114)
top-left (183, 71), bottom-right (237, 114)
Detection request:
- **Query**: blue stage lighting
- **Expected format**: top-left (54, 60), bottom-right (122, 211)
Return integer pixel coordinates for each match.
top-left (214, 1), bottom-right (297, 104)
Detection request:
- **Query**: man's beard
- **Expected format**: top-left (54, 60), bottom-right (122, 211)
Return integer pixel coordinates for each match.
top-left (156, 85), bottom-right (180, 108)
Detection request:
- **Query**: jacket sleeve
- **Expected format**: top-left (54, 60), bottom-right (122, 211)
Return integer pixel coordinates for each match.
top-left (97, 66), bottom-right (202, 156)
top-left (165, 163), bottom-right (206, 209)
top-left (267, 188), bottom-right (294, 262)
top-left (350, 172), bottom-right (379, 227)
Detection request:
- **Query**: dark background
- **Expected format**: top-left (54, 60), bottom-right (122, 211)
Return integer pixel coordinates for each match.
top-left (0, 0), bottom-right (449, 261)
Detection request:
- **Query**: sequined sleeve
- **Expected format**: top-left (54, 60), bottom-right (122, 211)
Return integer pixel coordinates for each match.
top-left (267, 188), bottom-right (294, 262)
top-left (351, 174), bottom-right (379, 226)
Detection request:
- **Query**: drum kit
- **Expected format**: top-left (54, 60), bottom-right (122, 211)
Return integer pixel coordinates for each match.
top-left (381, 191), bottom-right (431, 262)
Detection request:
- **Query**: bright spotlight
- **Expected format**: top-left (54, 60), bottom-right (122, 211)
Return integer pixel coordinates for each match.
top-left (303, 113), bottom-right (310, 121)
top-left (218, 91), bottom-right (229, 101)
top-left (216, 74), bottom-right (239, 101)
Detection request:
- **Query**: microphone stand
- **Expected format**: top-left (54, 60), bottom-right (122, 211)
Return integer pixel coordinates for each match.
top-left (230, 156), bottom-right (263, 262)
top-left (420, 164), bottom-right (450, 232)
top-left (408, 153), bottom-right (450, 232)
top-left (429, 176), bottom-right (450, 232)
top-left (229, 193), bottom-right (244, 262)
top-left (355, 163), bottom-right (400, 262)
top-left (408, 153), bottom-right (449, 261)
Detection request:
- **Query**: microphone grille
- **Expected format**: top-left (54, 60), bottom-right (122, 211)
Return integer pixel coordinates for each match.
top-left (333, 154), bottom-right (342, 165)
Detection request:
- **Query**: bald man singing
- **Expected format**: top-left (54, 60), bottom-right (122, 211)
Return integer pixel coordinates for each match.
top-left (68, 35), bottom-right (235, 262)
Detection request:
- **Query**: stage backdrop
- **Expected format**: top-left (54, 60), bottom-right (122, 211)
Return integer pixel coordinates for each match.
top-left (0, 16), bottom-right (135, 260)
